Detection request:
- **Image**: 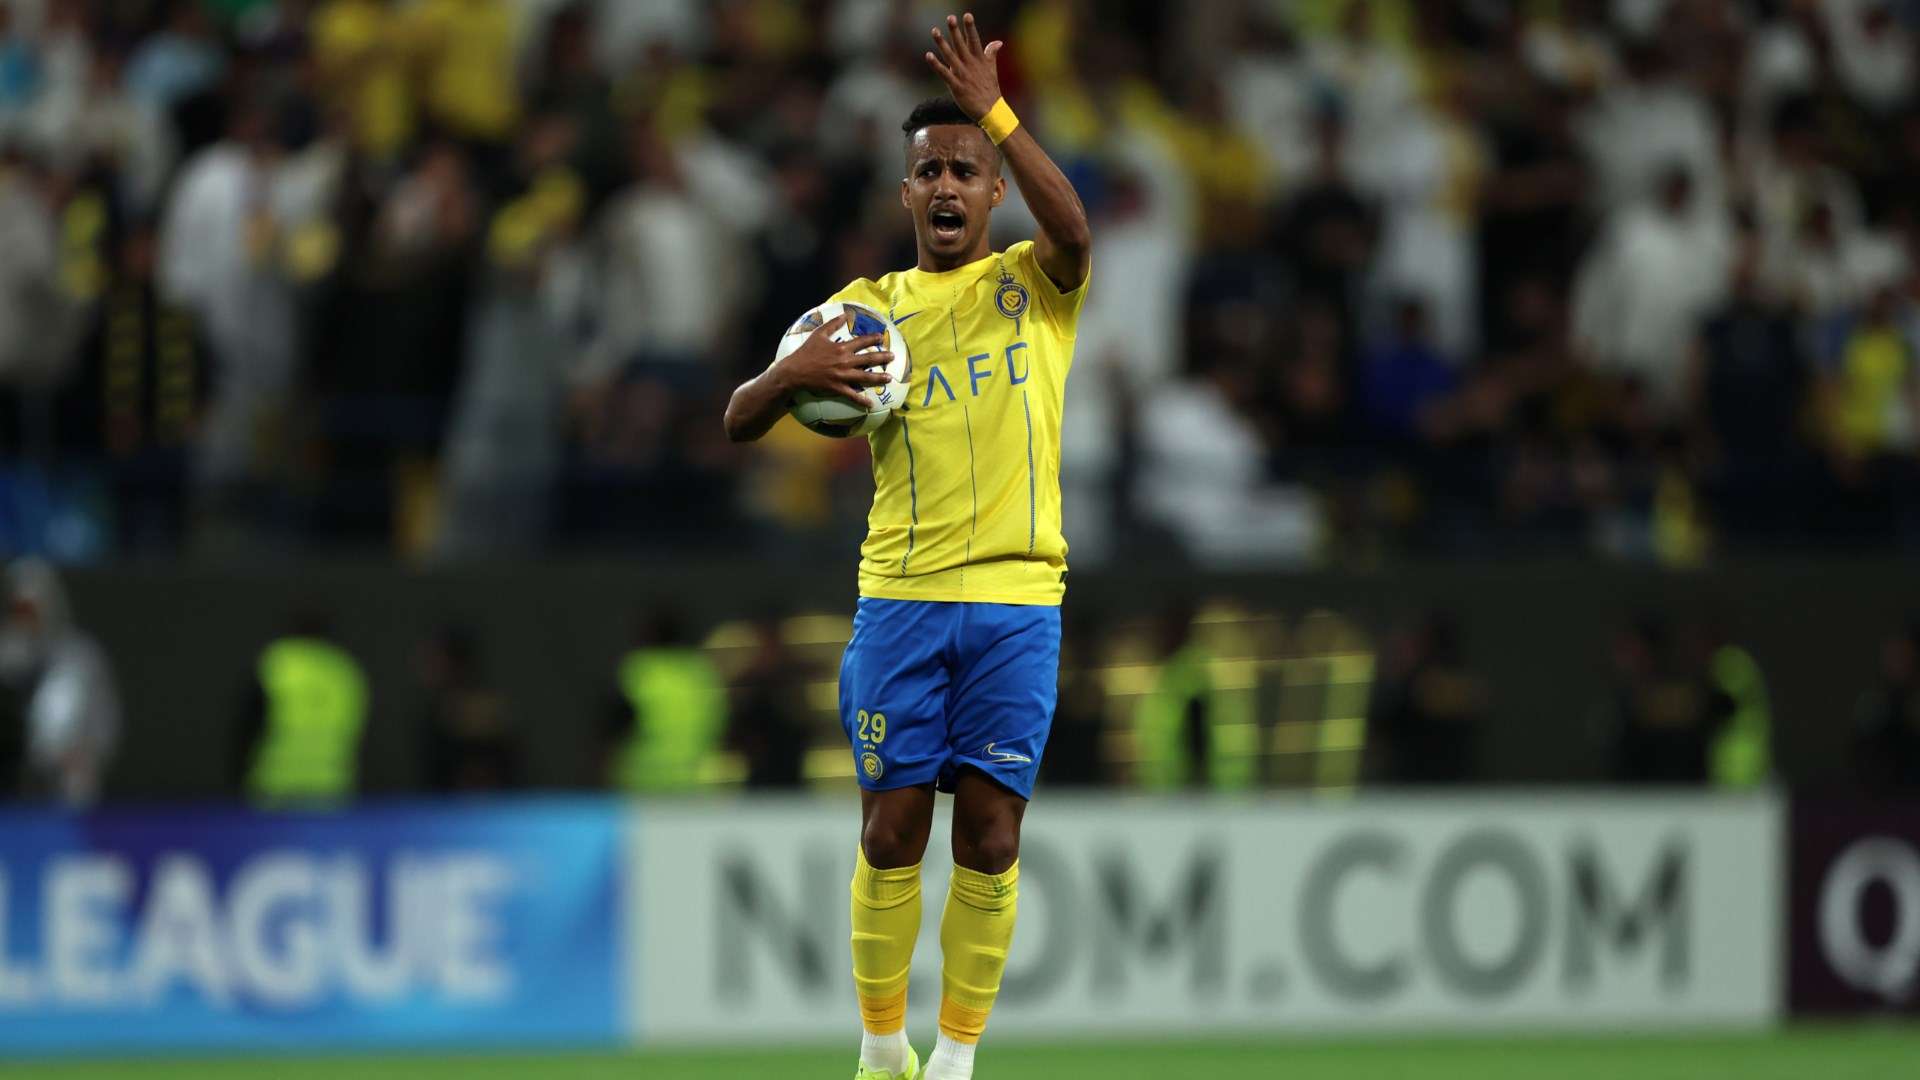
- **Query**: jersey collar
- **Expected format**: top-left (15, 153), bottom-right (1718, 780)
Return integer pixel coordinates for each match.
top-left (907, 249), bottom-right (1001, 285)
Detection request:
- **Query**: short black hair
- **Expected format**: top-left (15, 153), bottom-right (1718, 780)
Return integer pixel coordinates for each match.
top-left (902, 96), bottom-right (975, 136)
top-left (902, 96), bottom-right (1000, 169)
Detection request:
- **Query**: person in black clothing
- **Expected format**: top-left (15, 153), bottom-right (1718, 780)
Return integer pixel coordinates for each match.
top-left (1273, 103), bottom-right (1376, 335)
top-left (1367, 611), bottom-right (1486, 784)
top-left (1476, 85), bottom-right (1584, 356)
top-left (728, 614), bottom-right (811, 789)
top-left (1853, 620), bottom-right (1920, 790)
top-left (1603, 615), bottom-right (1729, 784)
top-left (743, 143), bottom-right (846, 375)
top-left (56, 223), bottom-right (206, 553)
top-left (416, 626), bottom-right (517, 793)
top-left (1040, 614), bottom-right (1107, 787)
top-left (1693, 232), bottom-right (1811, 542)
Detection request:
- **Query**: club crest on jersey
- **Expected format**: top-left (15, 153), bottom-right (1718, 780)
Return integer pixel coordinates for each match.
top-left (862, 752), bottom-right (884, 780)
top-left (995, 271), bottom-right (1029, 322)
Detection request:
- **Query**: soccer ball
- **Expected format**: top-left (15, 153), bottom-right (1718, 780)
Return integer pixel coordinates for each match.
top-left (778, 301), bottom-right (912, 438)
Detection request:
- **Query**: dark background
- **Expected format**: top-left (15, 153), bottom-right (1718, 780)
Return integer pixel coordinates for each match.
top-left (74, 556), bottom-right (1915, 798)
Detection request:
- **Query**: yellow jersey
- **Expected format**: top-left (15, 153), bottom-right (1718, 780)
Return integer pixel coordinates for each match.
top-left (828, 241), bottom-right (1088, 606)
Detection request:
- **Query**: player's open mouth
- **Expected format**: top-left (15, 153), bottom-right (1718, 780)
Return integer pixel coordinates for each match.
top-left (929, 207), bottom-right (966, 242)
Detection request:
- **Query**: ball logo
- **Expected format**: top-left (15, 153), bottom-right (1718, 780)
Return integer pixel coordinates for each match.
top-left (861, 752), bottom-right (884, 781)
top-left (995, 273), bottom-right (1029, 321)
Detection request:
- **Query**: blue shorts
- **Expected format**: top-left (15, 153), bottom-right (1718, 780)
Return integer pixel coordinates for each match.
top-left (839, 597), bottom-right (1061, 799)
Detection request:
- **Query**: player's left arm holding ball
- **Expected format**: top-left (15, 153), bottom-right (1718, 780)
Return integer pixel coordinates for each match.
top-left (926, 12), bottom-right (1091, 292)
top-left (723, 313), bottom-right (895, 443)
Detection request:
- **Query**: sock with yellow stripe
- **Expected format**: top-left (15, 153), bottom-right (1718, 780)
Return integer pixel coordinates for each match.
top-left (928, 861), bottom-right (1019, 1080)
top-left (851, 849), bottom-right (923, 1075)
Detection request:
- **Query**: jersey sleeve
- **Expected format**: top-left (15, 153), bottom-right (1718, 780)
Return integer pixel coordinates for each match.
top-left (1008, 240), bottom-right (1089, 337)
top-left (826, 278), bottom-right (889, 311)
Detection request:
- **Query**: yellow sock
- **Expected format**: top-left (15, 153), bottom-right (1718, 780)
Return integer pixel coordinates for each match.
top-left (938, 861), bottom-right (1019, 1044)
top-left (850, 849), bottom-right (923, 1035)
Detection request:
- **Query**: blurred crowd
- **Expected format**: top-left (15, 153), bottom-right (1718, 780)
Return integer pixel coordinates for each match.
top-left (1, 0), bottom-right (1920, 565)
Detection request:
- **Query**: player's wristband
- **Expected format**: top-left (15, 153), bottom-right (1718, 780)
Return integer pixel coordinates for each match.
top-left (979, 98), bottom-right (1020, 145)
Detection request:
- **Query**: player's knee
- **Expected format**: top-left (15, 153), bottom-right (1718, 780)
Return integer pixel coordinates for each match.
top-left (862, 814), bottom-right (929, 869)
top-left (956, 819), bottom-right (1021, 875)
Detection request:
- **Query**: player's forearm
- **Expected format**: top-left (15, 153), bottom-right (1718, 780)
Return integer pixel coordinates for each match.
top-left (724, 368), bottom-right (793, 443)
top-left (1000, 127), bottom-right (1090, 289)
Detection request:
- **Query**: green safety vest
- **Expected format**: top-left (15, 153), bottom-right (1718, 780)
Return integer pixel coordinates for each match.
top-left (1134, 644), bottom-right (1257, 790)
top-left (616, 648), bottom-right (726, 792)
top-left (1710, 645), bottom-right (1772, 789)
top-left (249, 638), bottom-right (369, 806)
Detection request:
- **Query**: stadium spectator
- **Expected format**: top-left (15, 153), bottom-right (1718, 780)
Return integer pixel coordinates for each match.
top-left (123, 1), bottom-right (226, 113)
top-left (56, 222), bottom-right (207, 552)
top-left (815, 4), bottom-right (920, 182)
top-left (0, 558), bottom-right (118, 805)
top-left (0, 144), bottom-right (89, 402)
top-left (1476, 80), bottom-right (1583, 357)
top-left (1811, 279), bottom-right (1920, 542)
top-left (0, 2), bottom-right (38, 113)
top-left (1222, 6), bottom-right (1314, 190)
top-left (311, 0), bottom-right (415, 162)
top-left (726, 613), bottom-right (810, 789)
top-left (435, 109), bottom-right (587, 558)
top-left (524, 2), bottom-right (622, 201)
top-left (1137, 324), bottom-right (1322, 565)
top-left (1572, 163), bottom-right (1732, 422)
top-left (1273, 103), bottom-right (1375, 334)
top-left (157, 94), bottom-right (300, 517)
top-left (1825, 0), bottom-right (1914, 115)
top-left (1305, 0), bottom-right (1416, 158)
top-left (410, 0), bottom-right (520, 153)
top-left (743, 142), bottom-right (841, 370)
top-left (1600, 615), bottom-right (1726, 785)
top-left (1366, 610), bottom-right (1485, 785)
top-left (578, 114), bottom-right (738, 446)
top-left (1853, 619), bottom-right (1920, 789)
top-left (1519, 0), bottom-right (1617, 94)
top-left (1692, 231), bottom-right (1812, 541)
top-left (1345, 9), bottom-right (1485, 360)
top-left (1041, 614), bottom-right (1108, 787)
top-left (1747, 97), bottom-right (1873, 316)
top-left (315, 136), bottom-right (478, 547)
top-left (33, 0), bottom-right (93, 127)
top-left (1361, 295), bottom-right (1459, 444)
top-left (1817, 281), bottom-right (1920, 462)
top-left (415, 625), bottom-right (516, 792)
top-left (30, 45), bottom-right (179, 217)
top-left (1574, 35), bottom-right (1724, 220)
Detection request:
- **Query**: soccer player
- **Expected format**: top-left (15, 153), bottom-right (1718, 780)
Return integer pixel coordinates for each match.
top-left (722, 12), bottom-right (1091, 1080)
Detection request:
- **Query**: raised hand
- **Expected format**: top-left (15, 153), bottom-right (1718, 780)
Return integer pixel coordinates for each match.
top-left (925, 12), bottom-right (1003, 121)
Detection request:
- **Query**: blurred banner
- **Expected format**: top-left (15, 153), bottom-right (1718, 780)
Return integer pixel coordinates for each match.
top-left (629, 795), bottom-right (1784, 1042)
top-left (0, 794), bottom-right (1793, 1056)
top-left (1789, 801), bottom-right (1920, 1015)
top-left (0, 801), bottom-right (624, 1056)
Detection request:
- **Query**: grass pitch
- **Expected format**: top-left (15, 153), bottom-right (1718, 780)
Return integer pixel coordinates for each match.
top-left (10, 1028), bottom-right (1918, 1079)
